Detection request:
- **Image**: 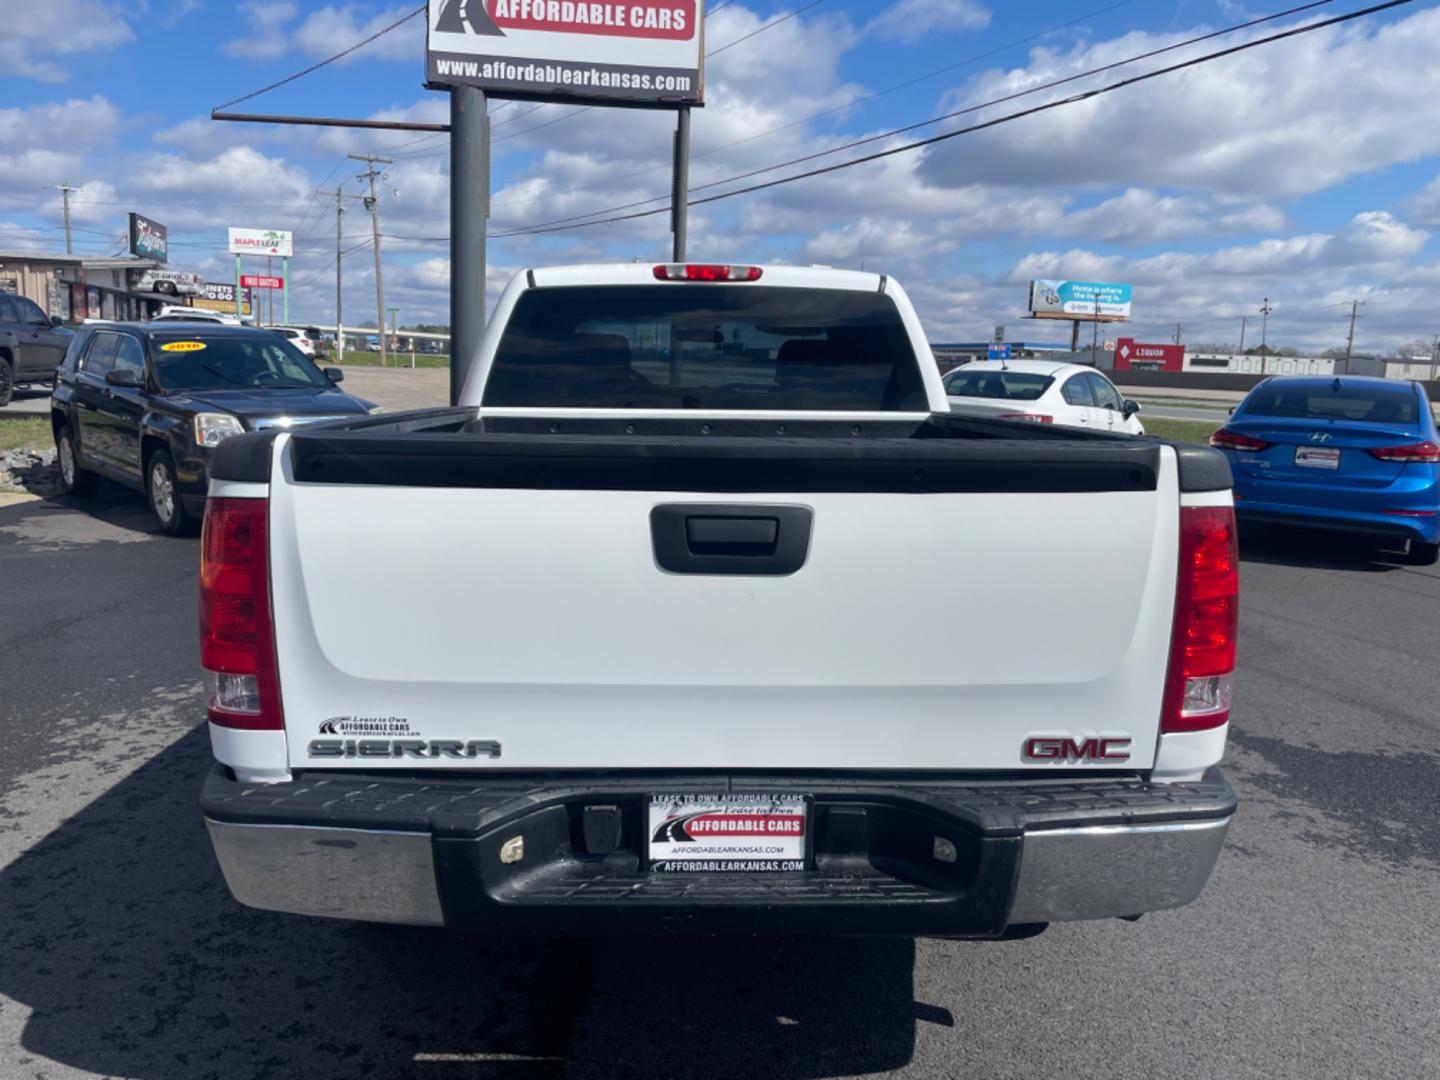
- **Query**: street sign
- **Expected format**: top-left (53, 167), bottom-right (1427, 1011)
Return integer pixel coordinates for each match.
top-left (988, 344), bottom-right (1012, 361)
top-left (241, 275), bottom-right (285, 290)
top-left (228, 228), bottom-right (294, 257)
top-left (426, 0), bottom-right (706, 106)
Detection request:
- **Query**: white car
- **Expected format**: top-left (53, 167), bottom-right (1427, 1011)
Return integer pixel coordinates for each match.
top-left (152, 306), bottom-right (242, 326)
top-left (133, 269), bottom-right (203, 297)
top-left (942, 360), bottom-right (1145, 434)
top-left (269, 326), bottom-right (317, 358)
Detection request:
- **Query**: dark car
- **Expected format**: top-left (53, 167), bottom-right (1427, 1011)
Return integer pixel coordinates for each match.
top-left (0, 290), bottom-right (72, 405)
top-left (51, 323), bottom-right (378, 533)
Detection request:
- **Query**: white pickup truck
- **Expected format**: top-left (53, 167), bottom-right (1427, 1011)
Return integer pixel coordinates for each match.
top-left (199, 263), bottom-right (1238, 938)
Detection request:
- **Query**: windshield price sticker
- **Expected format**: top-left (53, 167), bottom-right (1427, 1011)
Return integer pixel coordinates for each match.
top-left (159, 341), bottom-right (207, 352)
top-left (648, 793), bottom-right (807, 873)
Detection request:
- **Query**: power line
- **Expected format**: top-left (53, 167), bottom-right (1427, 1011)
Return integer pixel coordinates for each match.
top-left (708, 0), bottom-right (830, 56)
top-left (483, 0), bottom-right (830, 149)
top-left (492, 0), bottom-right (1408, 239)
top-left (476, 0), bottom-right (1139, 217)
top-left (212, 5), bottom-right (425, 112)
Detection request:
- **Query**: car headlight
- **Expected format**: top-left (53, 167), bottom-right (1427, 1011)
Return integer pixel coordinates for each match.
top-left (194, 413), bottom-right (245, 447)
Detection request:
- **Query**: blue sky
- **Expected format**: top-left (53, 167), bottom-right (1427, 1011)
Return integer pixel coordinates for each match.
top-left (3, 0), bottom-right (1439, 353)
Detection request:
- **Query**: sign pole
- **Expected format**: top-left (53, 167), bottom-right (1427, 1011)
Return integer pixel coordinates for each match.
top-left (449, 84), bottom-right (489, 407)
top-left (234, 255), bottom-right (242, 320)
top-left (283, 258), bottom-right (289, 324)
top-left (672, 107), bottom-right (690, 262)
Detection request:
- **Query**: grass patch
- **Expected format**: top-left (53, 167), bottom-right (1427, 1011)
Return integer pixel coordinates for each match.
top-left (1143, 417), bottom-right (1220, 445)
top-left (335, 350), bottom-right (450, 369)
top-left (0, 417), bottom-right (50, 452)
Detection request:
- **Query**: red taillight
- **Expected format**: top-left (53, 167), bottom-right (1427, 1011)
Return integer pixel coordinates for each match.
top-left (199, 497), bottom-right (282, 730)
top-left (1209, 428), bottom-right (1271, 452)
top-left (652, 263), bottom-right (763, 282)
top-left (1161, 505), bottom-right (1239, 734)
top-left (1367, 441), bottom-right (1440, 463)
top-left (997, 413), bottom-right (1053, 423)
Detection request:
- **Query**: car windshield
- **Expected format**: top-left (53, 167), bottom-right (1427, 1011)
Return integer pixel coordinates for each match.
top-left (150, 335), bottom-right (330, 391)
top-left (1243, 383), bottom-right (1420, 425)
top-left (483, 285), bottom-right (927, 411)
top-left (944, 370), bottom-right (1053, 401)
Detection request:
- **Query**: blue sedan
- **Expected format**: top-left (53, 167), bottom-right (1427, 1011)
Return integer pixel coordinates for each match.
top-left (1210, 376), bottom-right (1439, 565)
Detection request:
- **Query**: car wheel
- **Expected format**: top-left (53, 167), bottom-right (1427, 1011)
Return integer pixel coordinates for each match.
top-left (146, 449), bottom-right (194, 535)
top-left (56, 424), bottom-right (101, 496)
top-left (156, 281), bottom-right (175, 295)
top-left (1403, 538), bottom-right (1440, 566)
top-left (0, 355), bottom-right (13, 407)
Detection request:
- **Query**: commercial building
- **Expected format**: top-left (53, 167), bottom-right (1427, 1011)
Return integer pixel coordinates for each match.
top-left (0, 251), bottom-right (181, 323)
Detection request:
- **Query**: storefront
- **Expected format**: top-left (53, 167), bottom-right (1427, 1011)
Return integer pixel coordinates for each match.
top-left (0, 252), bottom-right (177, 324)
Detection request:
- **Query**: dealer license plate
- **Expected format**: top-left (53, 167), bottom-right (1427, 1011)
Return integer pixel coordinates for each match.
top-left (1294, 446), bottom-right (1341, 469)
top-left (647, 793), bottom-right (808, 873)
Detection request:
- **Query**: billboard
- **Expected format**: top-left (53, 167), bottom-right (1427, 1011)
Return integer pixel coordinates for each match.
top-left (128, 213), bottom-right (168, 262)
top-left (228, 227), bottom-right (294, 258)
top-left (1114, 338), bottom-right (1184, 373)
top-left (194, 282), bottom-right (252, 316)
top-left (241, 274), bottom-right (285, 290)
top-left (1029, 279), bottom-right (1132, 320)
top-left (426, 0), bottom-right (705, 106)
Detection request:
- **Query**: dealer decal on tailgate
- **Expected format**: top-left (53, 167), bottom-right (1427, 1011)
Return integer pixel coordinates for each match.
top-left (648, 793), bottom-right (807, 872)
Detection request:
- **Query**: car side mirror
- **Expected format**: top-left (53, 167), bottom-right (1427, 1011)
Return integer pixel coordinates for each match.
top-left (325, 367), bottom-right (344, 383)
top-left (50, 314), bottom-right (65, 327)
top-left (104, 369), bottom-right (142, 388)
top-left (1122, 399), bottom-right (1142, 418)
top-left (1228, 405), bottom-right (1238, 415)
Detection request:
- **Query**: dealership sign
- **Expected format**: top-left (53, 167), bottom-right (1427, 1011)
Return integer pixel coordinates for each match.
top-left (128, 213), bottom-right (168, 263)
top-left (228, 227), bottom-right (294, 258)
top-left (241, 274), bottom-right (285, 290)
top-left (426, 0), bottom-right (705, 105)
top-left (1029, 279), bottom-right (1133, 320)
top-left (1114, 338), bottom-right (1184, 372)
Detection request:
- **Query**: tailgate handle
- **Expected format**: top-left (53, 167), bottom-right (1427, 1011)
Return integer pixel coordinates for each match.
top-left (685, 515), bottom-right (778, 556)
top-left (652, 504), bottom-right (812, 575)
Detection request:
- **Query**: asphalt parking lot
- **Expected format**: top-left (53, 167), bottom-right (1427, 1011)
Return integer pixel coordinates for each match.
top-left (1, 485), bottom-right (1438, 1080)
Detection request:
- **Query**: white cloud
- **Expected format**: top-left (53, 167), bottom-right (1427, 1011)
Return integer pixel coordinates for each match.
top-left (225, 2), bottom-right (424, 63)
top-left (1048, 189), bottom-right (1287, 245)
top-left (0, 0), bottom-right (134, 82)
top-left (868, 0), bottom-right (990, 44)
top-left (1404, 172), bottom-right (1440, 227)
top-left (921, 6), bottom-right (1440, 198)
top-left (225, 1), bottom-right (298, 60)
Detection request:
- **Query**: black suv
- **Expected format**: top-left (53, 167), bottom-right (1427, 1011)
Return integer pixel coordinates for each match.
top-left (0, 290), bottom-right (71, 405)
top-left (51, 323), bottom-right (377, 533)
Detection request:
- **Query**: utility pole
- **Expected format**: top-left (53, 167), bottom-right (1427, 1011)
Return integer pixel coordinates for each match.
top-left (450, 85), bottom-right (489, 405)
top-left (1259, 297), bottom-right (1273, 356)
top-left (55, 183), bottom-right (81, 255)
top-left (1343, 299), bottom-right (1364, 376)
top-left (1173, 323), bottom-right (1183, 345)
top-left (672, 107), bottom-right (691, 261)
top-left (323, 188), bottom-right (345, 363)
top-left (349, 153), bottom-right (393, 366)
top-left (1239, 315), bottom-right (1248, 356)
top-left (1430, 334), bottom-right (1438, 385)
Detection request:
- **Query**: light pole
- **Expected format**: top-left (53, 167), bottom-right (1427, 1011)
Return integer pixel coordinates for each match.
top-left (1259, 297), bottom-right (1273, 369)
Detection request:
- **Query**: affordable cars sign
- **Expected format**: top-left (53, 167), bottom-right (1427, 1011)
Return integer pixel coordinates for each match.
top-left (128, 213), bottom-right (168, 263)
top-left (228, 228), bottom-right (294, 258)
top-left (426, 0), bottom-right (705, 105)
top-left (1029, 279), bottom-right (1133, 320)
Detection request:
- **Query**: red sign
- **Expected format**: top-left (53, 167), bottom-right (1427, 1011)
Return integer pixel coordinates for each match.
top-left (240, 275), bottom-right (284, 290)
top-left (489, 0), bottom-right (695, 40)
top-left (1114, 337), bottom-right (1184, 372)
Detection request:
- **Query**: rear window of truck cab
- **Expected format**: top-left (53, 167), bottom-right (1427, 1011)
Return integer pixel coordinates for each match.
top-left (483, 285), bottom-right (928, 411)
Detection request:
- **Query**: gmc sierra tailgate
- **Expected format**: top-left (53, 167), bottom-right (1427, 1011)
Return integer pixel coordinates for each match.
top-left (265, 429), bottom-right (1180, 772)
